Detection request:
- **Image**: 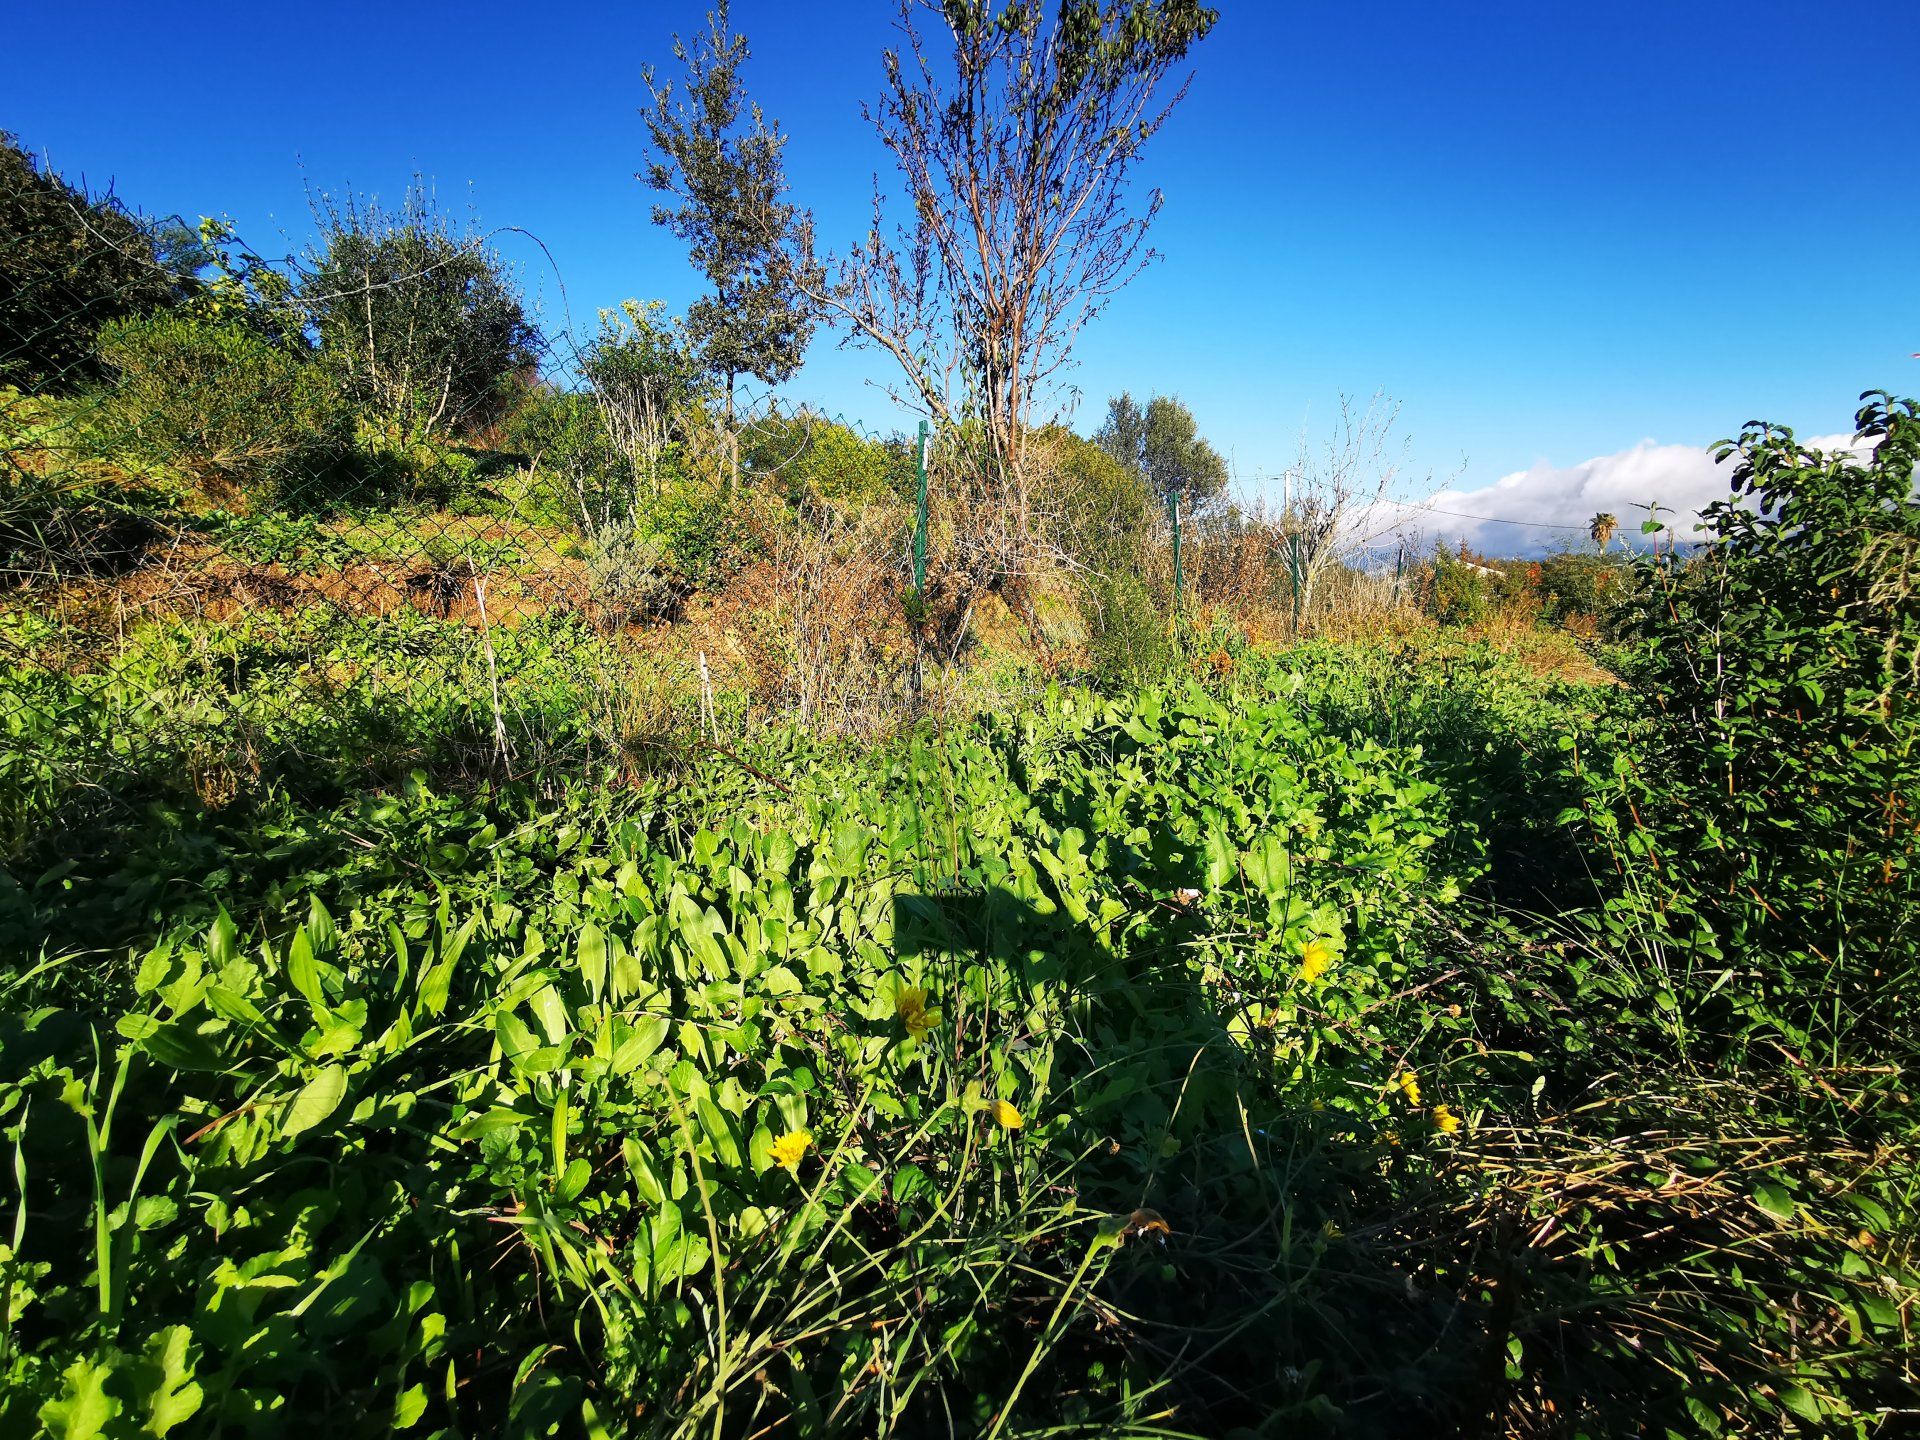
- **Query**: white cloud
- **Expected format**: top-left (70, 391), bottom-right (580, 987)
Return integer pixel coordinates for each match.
top-left (1365, 432), bottom-right (1870, 558)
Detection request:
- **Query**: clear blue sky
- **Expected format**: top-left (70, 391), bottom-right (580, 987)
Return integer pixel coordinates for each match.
top-left (10, 1), bottom-right (1915, 511)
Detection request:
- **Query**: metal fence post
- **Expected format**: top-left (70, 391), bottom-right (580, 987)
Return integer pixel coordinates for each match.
top-left (1288, 533), bottom-right (1303, 635)
top-left (1168, 488), bottom-right (1182, 636)
top-left (910, 420), bottom-right (930, 699)
top-left (912, 419), bottom-right (930, 604)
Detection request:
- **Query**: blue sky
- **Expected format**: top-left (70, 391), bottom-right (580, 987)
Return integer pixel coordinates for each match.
top-left (10, 1), bottom-right (1915, 547)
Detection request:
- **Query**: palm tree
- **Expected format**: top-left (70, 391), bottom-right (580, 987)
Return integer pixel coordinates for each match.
top-left (1589, 512), bottom-right (1619, 552)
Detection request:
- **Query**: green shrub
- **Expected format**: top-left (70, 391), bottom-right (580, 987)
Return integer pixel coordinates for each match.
top-left (92, 312), bottom-right (351, 509)
top-left (1080, 572), bottom-right (1169, 686)
top-left (641, 476), bottom-right (757, 590)
top-left (1038, 429), bottom-right (1171, 685)
top-left (343, 417), bottom-right (497, 511)
top-left (578, 519), bottom-right (682, 626)
top-left (1531, 549), bottom-right (1624, 628)
top-left (1424, 546), bottom-right (1491, 625)
top-left (1605, 392), bottom-right (1919, 1034)
top-left (0, 131), bottom-right (198, 392)
top-left (741, 411), bottom-right (901, 507)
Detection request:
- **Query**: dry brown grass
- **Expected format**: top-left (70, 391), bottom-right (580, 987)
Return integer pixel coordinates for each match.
top-left (1462, 611), bottom-right (1619, 685)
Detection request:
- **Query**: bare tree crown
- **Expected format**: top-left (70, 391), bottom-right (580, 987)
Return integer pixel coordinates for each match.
top-left (821, 0), bottom-right (1218, 501)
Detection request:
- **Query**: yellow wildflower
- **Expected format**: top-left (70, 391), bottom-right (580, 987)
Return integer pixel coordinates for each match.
top-left (895, 986), bottom-right (942, 1039)
top-left (1300, 937), bottom-right (1334, 982)
top-left (992, 1099), bottom-right (1024, 1130)
top-left (1395, 1070), bottom-right (1422, 1106)
top-left (1431, 1104), bottom-right (1461, 1135)
top-left (769, 1130), bottom-right (812, 1173)
top-left (1320, 1219), bottom-right (1342, 1240)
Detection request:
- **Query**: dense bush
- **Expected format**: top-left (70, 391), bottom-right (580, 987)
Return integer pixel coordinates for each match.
top-left (1421, 545), bottom-right (1493, 625)
top-left (1605, 392), bottom-right (1919, 1043)
top-left (91, 313), bottom-right (352, 509)
top-left (301, 187), bottom-right (539, 441)
top-left (1529, 549), bottom-right (1622, 627)
top-left (740, 411), bottom-right (902, 508)
top-left (0, 132), bottom-right (199, 393)
top-left (503, 386), bottom-right (617, 523)
top-left (1040, 429), bottom-right (1171, 685)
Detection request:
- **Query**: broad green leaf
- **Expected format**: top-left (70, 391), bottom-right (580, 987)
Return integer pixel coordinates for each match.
top-left (283, 1066), bottom-right (349, 1139)
top-left (38, 1356), bottom-right (121, 1440)
top-left (577, 924), bottom-right (608, 1001)
top-left (137, 1324), bottom-right (204, 1437)
top-left (284, 929), bottom-right (326, 1017)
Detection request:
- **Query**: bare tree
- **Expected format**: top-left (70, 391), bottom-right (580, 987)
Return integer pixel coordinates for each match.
top-left (819, 0), bottom-right (1218, 546)
top-left (1283, 392), bottom-right (1408, 626)
top-left (579, 300), bottom-right (702, 509)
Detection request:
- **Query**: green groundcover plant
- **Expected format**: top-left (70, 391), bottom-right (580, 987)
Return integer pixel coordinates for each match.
top-left (1, 634), bottom-right (1913, 1438)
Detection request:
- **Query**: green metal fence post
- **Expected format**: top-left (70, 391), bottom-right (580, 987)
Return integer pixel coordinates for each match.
top-left (912, 419), bottom-right (930, 604)
top-left (1168, 489), bottom-right (1182, 637)
top-left (910, 420), bottom-right (930, 699)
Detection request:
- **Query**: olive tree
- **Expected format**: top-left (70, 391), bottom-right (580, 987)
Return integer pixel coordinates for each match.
top-left (643, 2), bottom-right (822, 425)
top-left (1096, 391), bottom-right (1229, 509)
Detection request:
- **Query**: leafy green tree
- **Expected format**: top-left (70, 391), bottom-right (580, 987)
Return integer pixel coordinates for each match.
top-left (299, 184), bottom-right (539, 440)
top-left (642, 2), bottom-right (822, 423)
top-left (0, 132), bottom-right (202, 391)
top-left (1095, 391), bottom-right (1229, 508)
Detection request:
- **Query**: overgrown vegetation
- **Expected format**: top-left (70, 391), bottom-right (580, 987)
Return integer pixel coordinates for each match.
top-left (2, 6), bottom-right (1916, 1437)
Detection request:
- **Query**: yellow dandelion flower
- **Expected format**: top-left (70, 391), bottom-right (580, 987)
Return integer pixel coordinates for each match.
top-left (895, 986), bottom-right (942, 1039)
top-left (1395, 1070), bottom-right (1422, 1106)
top-left (1431, 1104), bottom-right (1461, 1135)
top-left (1300, 937), bottom-right (1334, 982)
top-left (992, 1099), bottom-right (1024, 1130)
top-left (769, 1130), bottom-right (812, 1173)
